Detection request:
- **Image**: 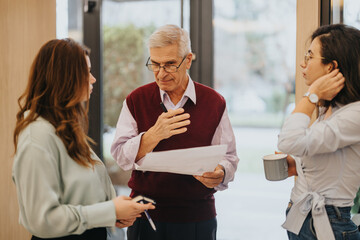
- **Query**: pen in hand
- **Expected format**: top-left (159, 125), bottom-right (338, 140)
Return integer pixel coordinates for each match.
top-left (160, 102), bottom-right (168, 113)
top-left (140, 200), bottom-right (157, 231)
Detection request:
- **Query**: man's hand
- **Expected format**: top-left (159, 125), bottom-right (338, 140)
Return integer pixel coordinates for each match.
top-left (136, 108), bottom-right (190, 161)
top-left (194, 165), bottom-right (225, 188)
top-left (148, 108), bottom-right (191, 142)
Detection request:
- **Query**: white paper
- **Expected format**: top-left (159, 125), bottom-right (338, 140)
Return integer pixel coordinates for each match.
top-left (135, 145), bottom-right (227, 175)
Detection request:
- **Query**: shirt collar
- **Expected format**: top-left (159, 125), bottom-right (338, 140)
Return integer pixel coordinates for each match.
top-left (159, 75), bottom-right (196, 105)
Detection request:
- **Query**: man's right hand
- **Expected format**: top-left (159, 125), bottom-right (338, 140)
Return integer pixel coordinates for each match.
top-left (149, 108), bottom-right (190, 141)
top-left (135, 108), bottom-right (190, 161)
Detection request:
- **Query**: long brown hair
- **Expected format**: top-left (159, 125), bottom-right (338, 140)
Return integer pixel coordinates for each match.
top-left (13, 38), bottom-right (97, 167)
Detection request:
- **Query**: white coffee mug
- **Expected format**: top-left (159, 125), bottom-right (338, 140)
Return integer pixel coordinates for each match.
top-left (263, 153), bottom-right (288, 181)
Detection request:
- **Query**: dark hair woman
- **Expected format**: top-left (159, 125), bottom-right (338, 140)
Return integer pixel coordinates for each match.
top-left (12, 38), bottom-right (154, 240)
top-left (278, 24), bottom-right (360, 240)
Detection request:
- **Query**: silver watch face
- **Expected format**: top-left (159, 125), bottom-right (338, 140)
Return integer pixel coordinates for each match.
top-left (309, 93), bottom-right (319, 103)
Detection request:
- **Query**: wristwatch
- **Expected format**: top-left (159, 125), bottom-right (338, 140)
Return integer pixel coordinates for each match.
top-left (304, 92), bottom-right (319, 104)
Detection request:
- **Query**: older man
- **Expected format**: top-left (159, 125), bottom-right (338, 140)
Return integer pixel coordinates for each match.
top-left (111, 24), bottom-right (239, 240)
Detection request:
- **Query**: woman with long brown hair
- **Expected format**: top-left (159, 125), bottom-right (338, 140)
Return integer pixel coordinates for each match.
top-left (12, 38), bottom-right (154, 240)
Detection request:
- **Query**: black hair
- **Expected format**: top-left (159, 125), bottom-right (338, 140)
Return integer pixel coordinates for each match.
top-left (311, 24), bottom-right (360, 107)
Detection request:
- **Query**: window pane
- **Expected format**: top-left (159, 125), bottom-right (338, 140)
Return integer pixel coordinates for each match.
top-left (330, 0), bottom-right (360, 29)
top-left (344, 0), bottom-right (360, 28)
top-left (56, 0), bottom-right (83, 43)
top-left (213, 1), bottom-right (296, 239)
top-left (338, 0), bottom-right (360, 29)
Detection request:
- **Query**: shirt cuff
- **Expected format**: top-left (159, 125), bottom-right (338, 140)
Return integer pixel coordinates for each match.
top-left (215, 161), bottom-right (232, 191)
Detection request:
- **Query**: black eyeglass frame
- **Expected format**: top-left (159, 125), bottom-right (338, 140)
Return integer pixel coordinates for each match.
top-left (145, 55), bottom-right (187, 73)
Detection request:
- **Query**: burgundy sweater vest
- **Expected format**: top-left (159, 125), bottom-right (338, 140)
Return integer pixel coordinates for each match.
top-left (126, 81), bottom-right (225, 222)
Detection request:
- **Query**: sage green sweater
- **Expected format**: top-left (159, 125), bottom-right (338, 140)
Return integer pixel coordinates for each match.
top-left (12, 115), bottom-right (116, 238)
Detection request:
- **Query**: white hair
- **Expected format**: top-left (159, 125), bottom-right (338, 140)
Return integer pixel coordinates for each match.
top-left (148, 24), bottom-right (191, 57)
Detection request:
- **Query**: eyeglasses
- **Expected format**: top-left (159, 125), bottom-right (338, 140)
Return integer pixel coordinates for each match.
top-left (146, 56), bottom-right (187, 73)
top-left (304, 52), bottom-right (325, 65)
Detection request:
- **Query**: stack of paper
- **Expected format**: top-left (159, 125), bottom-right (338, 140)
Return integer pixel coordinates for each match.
top-left (135, 144), bottom-right (227, 175)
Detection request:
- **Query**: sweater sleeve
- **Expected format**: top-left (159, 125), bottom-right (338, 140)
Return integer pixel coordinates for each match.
top-left (12, 143), bottom-right (116, 238)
